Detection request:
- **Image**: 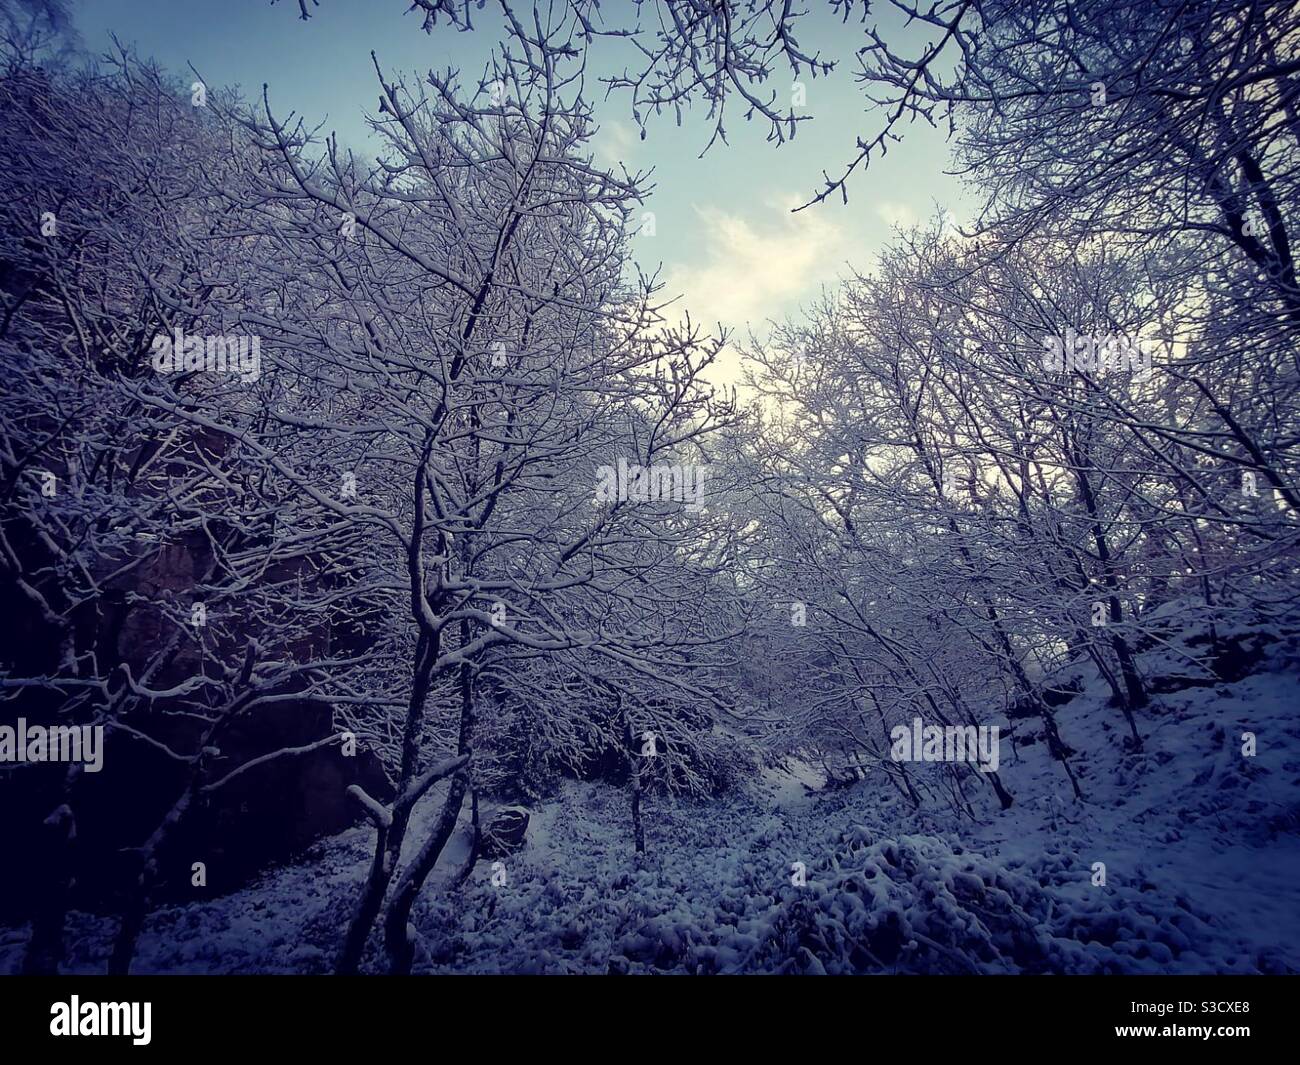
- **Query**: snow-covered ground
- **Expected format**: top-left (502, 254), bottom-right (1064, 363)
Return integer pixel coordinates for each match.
top-left (3, 623), bottom-right (1298, 975)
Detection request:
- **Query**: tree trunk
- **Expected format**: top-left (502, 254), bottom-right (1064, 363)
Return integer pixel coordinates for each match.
top-left (382, 775), bottom-right (468, 975)
top-left (21, 802), bottom-right (76, 974)
top-left (451, 788), bottom-right (481, 889)
top-left (630, 767), bottom-right (646, 855)
top-left (381, 647), bottom-right (476, 975)
top-left (336, 629), bottom-right (439, 974)
top-left (109, 789), bottom-right (194, 975)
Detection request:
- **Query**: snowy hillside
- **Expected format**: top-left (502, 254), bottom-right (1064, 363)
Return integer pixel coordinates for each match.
top-left (7, 615), bottom-right (1295, 976)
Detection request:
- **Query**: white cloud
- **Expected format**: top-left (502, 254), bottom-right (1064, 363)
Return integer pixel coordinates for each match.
top-left (661, 195), bottom-right (851, 333)
top-left (595, 119), bottom-right (639, 169)
top-left (874, 200), bottom-right (919, 230)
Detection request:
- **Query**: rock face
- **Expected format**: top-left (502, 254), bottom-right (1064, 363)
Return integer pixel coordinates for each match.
top-left (0, 699), bottom-right (393, 914)
top-left (0, 513), bottom-right (394, 914)
top-left (0, 424), bottom-right (398, 915)
top-left (479, 807), bottom-right (531, 860)
top-left (152, 699), bottom-right (393, 899)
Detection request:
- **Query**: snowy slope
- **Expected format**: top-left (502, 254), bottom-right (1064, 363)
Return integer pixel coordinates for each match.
top-left (3, 618), bottom-right (1297, 975)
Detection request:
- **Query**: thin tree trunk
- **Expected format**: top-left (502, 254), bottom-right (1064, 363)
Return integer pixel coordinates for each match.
top-left (619, 704), bottom-right (646, 855)
top-left (109, 789), bottom-right (194, 975)
top-left (451, 788), bottom-right (481, 889)
top-left (630, 766), bottom-right (646, 855)
top-left (21, 801), bottom-right (76, 974)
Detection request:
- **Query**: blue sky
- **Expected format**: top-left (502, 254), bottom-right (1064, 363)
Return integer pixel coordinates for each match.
top-left (69, 0), bottom-right (968, 379)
